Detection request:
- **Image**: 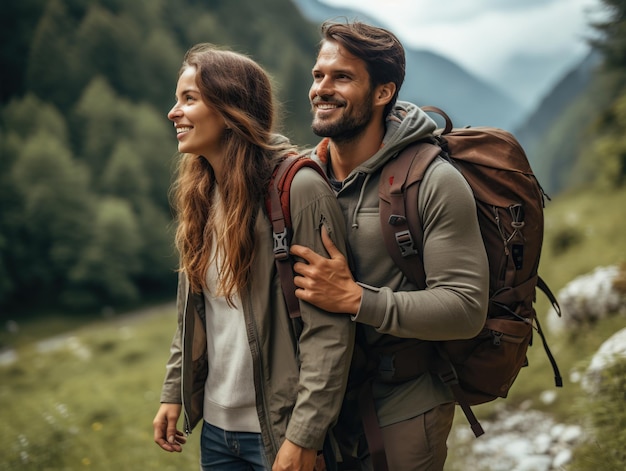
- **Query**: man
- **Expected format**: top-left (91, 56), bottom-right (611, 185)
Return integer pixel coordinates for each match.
top-left (289, 20), bottom-right (489, 471)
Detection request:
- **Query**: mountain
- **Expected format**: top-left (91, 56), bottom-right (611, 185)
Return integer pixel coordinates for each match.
top-left (292, 0), bottom-right (524, 129)
top-left (515, 50), bottom-right (602, 153)
top-left (513, 50), bottom-right (605, 195)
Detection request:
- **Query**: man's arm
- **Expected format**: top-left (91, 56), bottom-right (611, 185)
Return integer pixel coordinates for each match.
top-left (291, 161), bottom-right (489, 341)
top-left (277, 168), bottom-right (355, 465)
top-left (291, 226), bottom-right (361, 315)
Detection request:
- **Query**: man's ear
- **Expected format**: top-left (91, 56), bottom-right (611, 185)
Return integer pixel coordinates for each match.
top-left (375, 82), bottom-right (396, 106)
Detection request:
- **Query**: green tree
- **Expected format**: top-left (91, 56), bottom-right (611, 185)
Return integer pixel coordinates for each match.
top-left (73, 76), bottom-right (133, 173)
top-left (66, 197), bottom-right (143, 307)
top-left (10, 129), bottom-right (94, 303)
top-left (26, 0), bottom-right (81, 111)
top-left (591, 0), bottom-right (626, 77)
top-left (74, 4), bottom-right (142, 99)
top-left (578, 0), bottom-right (626, 189)
top-left (0, 130), bottom-right (18, 302)
top-left (133, 199), bottom-right (177, 291)
top-left (133, 30), bottom-right (183, 112)
top-left (3, 93), bottom-right (69, 144)
top-left (101, 140), bottom-right (151, 206)
top-left (581, 89), bottom-right (626, 189)
top-left (0, 0), bottom-right (47, 102)
top-left (127, 103), bottom-right (176, 210)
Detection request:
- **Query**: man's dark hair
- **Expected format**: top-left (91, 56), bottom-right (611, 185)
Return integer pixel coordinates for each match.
top-left (320, 20), bottom-right (406, 118)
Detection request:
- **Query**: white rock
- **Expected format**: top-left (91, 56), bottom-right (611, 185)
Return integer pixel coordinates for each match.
top-left (552, 448), bottom-right (573, 468)
top-left (569, 369), bottom-right (582, 383)
top-left (547, 265), bottom-right (625, 333)
top-left (504, 438), bottom-right (533, 457)
top-left (533, 433), bottom-right (552, 454)
top-left (539, 389), bottom-right (557, 405)
top-left (561, 424), bottom-right (583, 444)
top-left (582, 327), bottom-right (626, 392)
top-left (514, 455), bottom-right (552, 471)
top-left (550, 423), bottom-right (566, 439)
top-left (0, 349), bottom-right (17, 366)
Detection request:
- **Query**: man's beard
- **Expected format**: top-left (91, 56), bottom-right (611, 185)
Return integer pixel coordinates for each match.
top-left (311, 92), bottom-right (374, 144)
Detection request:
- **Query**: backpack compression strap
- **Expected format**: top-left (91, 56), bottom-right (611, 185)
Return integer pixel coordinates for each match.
top-left (379, 141), bottom-right (442, 288)
top-left (266, 154), bottom-right (328, 319)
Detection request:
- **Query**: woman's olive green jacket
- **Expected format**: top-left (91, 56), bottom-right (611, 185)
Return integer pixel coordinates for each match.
top-left (159, 167), bottom-right (355, 463)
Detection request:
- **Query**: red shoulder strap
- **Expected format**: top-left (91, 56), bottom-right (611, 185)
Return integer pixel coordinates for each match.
top-left (266, 154), bottom-right (328, 319)
top-left (379, 141), bottom-right (442, 289)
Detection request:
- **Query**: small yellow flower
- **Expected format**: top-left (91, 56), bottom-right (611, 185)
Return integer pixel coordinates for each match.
top-left (91, 422), bottom-right (103, 431)
top-left (82, 457), bottom-right (91, 466)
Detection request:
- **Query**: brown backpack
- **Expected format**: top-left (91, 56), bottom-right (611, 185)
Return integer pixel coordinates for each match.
top-left (377, 106), bottom-right (563, 437)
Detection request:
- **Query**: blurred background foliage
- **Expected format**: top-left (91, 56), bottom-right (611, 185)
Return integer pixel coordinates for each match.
top-left (0, 0), bottom-right (319, 314)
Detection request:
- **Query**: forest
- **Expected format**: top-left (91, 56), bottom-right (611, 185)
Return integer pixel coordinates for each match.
top-left (0, 0), bottom-right (320, 313)
top-left (0, 0), bottom-right (624, 316)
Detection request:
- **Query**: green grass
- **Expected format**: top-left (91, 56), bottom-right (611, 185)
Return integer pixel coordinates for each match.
top-left (0, 304), bottom-right (200, 470)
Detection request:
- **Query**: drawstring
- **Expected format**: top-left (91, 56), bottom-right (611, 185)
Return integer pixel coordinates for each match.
top-left (315, 138), bottom-right (374, 231)
top-left (351, 173), bottom-right (371, 229)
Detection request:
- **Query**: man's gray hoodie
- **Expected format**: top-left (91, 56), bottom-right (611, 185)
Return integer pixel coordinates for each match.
top-left (309, 101), bottom-right (489, 426)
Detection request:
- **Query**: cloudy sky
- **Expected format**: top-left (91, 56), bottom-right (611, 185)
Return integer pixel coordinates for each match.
top-left (321, 0), bottom-right (605, 106)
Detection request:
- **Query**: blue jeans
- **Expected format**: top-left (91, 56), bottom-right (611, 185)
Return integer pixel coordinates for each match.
top-left (200, 421), bottom-right (270, 471)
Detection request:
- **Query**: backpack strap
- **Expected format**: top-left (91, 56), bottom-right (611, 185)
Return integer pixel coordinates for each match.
top-left (266, 154), bottom-right (328, 319)
top-left (379, 141), bottom-right (443, 288)
top-left (357, 142), bottom-right (443, 469)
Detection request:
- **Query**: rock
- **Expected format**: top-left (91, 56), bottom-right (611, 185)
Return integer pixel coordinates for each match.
top-left (582, 327), bottom-right (626, 392)
top-left (539, 389), bottom-right (557, 405)
top-left (514, 455), bottom-right (552, 471)
top-left (547, 265), bottom-right (625, 333)
top-left (450, 407), bottom-right (585, 471)
top-left (561, 424), bottom-right (583, 444)
top-left (552, 448), bottom-right (573, 468)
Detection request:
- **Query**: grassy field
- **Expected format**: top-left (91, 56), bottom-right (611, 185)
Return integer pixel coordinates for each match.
top-left (1, 187), bottom-right (625, 470)
top-left (1, 304), bottom-right (201, 470)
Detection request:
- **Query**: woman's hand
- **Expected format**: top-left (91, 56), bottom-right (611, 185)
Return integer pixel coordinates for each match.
top-left (153, 403), bottom-right (187, 452)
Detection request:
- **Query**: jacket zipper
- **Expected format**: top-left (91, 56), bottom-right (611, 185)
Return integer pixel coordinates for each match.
top-left (244, 286), bottom-right (280, 458)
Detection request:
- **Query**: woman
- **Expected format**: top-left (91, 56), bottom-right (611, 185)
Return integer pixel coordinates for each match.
top-left (152, 43), bottom-right (354, 471)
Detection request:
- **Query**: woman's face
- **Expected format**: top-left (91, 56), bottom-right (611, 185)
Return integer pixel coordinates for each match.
top-left (168, 66), bottom-right (227, 161)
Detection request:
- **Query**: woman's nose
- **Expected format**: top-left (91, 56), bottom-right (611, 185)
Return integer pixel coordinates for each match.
top-left (168, 104), bottom-right (182, 121)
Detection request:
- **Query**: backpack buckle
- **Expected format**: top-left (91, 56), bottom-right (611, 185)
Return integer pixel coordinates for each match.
top-left (388, 214), bottom-right (406, 225)
top-left (395, 230), bottom-right (418, 257)
top-left (273, 228), bottom-right (290, 261)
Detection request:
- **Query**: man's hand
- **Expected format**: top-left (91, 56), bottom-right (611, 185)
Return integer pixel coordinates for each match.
top-left (273, 439), bottom-right (318, 471)
top-left (290, 226), bottom-right (362, 315)
top-left (153, 403), bottom-right (187, 452)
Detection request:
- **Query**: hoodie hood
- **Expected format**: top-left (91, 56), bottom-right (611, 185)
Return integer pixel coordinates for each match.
top-left (309, 101), bottom-right (439, 231)
top-left (312, 101), bottom-right (437, 177)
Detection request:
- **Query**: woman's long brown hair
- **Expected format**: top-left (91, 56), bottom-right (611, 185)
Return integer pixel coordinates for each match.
top-left (170, 44), bottom-right (295, 305)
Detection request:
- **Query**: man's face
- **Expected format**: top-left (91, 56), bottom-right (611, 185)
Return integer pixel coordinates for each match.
top-left (309, 41), bottom-right (375, 142)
